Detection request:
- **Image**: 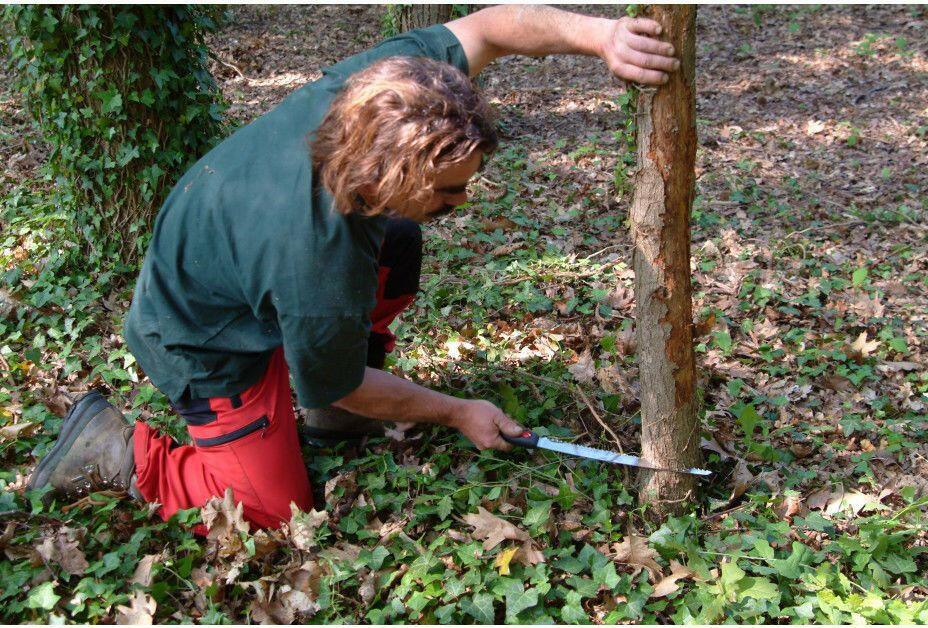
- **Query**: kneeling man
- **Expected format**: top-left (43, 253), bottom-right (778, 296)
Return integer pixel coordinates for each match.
top-left (29, 6), bottom-right (678, 530)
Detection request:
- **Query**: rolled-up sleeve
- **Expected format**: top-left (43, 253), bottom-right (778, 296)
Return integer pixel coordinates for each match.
top-left (277, 313), bottom-right (369, 409)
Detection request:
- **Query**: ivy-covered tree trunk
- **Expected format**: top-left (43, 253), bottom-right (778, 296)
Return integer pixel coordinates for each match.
top-left (3, 6), bottom-right (227, 263)
top-left (396, 5), bottom-right (454, 32)
top-left (630, 5), bottom-right (701, 517)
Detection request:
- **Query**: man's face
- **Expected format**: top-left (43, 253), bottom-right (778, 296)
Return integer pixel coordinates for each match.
top-left (389, 150), bottom-right (484, 223)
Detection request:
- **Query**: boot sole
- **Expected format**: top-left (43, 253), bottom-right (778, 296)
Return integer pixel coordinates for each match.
top-left (28, 391), bottom-right (112, 493)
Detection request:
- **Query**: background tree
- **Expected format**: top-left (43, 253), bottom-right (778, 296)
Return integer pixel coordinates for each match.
top-left (382, 5), bottom-right (471, 36)
top-left (629, 5), bottom-right (701, 516)
top-left (3, 6), bottom-right (227, 263)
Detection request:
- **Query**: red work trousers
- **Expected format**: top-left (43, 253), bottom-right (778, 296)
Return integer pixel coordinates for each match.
top-left (132, 218), bottom-right (422, 533)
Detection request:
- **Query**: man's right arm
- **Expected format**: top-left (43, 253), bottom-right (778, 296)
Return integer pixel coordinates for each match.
top-left (332, 366), bottom-right (524, 451)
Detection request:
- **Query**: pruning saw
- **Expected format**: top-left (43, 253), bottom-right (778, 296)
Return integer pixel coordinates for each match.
top-left (503, 430), bottom-right (712, 477)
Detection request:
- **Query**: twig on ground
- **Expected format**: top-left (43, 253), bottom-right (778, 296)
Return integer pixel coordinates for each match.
top-left (60, 490), bottom-right (126, 513)
top-left (572, 384), bottom-right (630, 485)
top-left (581, 243), bottom-right (627, 260)
top-left (572, 385), bottom-right (624, 453)
top-left (209, 52), bottom-right (256, 81)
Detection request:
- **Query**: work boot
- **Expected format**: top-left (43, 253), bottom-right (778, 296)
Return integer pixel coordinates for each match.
top-left (302, 406), bottom-right (384, 446)
top-left (28, 390), bottom-right (138, 499)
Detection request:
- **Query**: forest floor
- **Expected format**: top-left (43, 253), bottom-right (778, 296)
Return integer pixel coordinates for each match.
top-left (2, 5), bottom-right (927, 624)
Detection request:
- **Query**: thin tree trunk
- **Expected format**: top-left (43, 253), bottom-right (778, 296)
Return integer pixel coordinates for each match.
top-left (630, 5), bottom-right (701, 517)
top-left (397, 5), bottom-right (454, 32)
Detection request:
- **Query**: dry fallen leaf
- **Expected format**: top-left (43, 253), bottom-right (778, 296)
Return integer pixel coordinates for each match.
top-left (462, 507), bottom-right (529, 550)
top-left (773, 493), bottom-right (804, 521)
top-left (358, 569), bottom-right (377, 606)
top-left (324, 470), bottom-right (357, 504)
top-left (0, 420), bottom-right (40, 442)
top-left (512, 540), bottom-right (545, 567)
top-left (649, 560), bottom-right (695, 598)
top-left (493, 546), bottom-right (519, 575)
top-left (35, 526), bottom-right (89, 577)
top-left (821, 374), bottom-right (855, 393)
top-left (692, 312), bottom-right (717, 339)
top-left (288, 502), bottom-right (329, 551)
top-left (249, 559), bottom-right (324, 624)
top-left (116, 590), bottom-right (156, 625)
top-left (130, 553), bottom-right (163, 587)
top-left (729, 459), bottom-right (755, 501)
top-left (479, 216), bottom-right (518, 232)
top-left (611, 534), bottom-right (662, 583)
top-left (846, 331), bottom-right (879, 363)
top-left (202, 488), bottom-right (250, 558)
top-left (877, 361), bottom-right (920, 373)
top-left (568, 349), bottom-right (596, 385)
top-left (806, 119), bottom-right (826, 135)
top-left (700, 436), bottom-right (740, 462)
top-left (807, 486), bottom-right (886, 516)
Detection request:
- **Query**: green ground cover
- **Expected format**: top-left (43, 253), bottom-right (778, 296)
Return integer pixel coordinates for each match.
top-left (2, 4), bottom-right (927, 624)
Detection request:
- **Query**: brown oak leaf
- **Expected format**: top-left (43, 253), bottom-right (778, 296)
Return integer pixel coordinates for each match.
top-left (462, 507), bottom-right (529, 550)
top-left (611, 534), bottom-right (662, 583)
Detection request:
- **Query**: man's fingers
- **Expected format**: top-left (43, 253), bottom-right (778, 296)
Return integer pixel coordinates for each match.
top-left (614, 62), bottom-right (668, 86)
top-left (494, 438), bottom-right (513, 452)
top-left (625, 32), bottom-right (675, 57)
top-left (622, 49), bottom-right (679, 73)
top-left (625, 17), bottom-right (663, 37)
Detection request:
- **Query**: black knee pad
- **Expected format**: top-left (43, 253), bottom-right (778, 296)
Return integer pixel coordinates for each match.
top-left (380, 218), bottom-right (422, 299)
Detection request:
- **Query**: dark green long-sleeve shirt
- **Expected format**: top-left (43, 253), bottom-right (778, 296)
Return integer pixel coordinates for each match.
top-left (124, 25), bottom-right (469, 408)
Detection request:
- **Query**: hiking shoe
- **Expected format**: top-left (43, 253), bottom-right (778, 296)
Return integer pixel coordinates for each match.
top-left (28, 390), bottom-right (137, 498)
top-left (302, 406), bottom-right (384, 446)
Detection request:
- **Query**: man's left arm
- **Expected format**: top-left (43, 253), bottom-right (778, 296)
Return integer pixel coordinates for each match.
top-left (445, 5), bottom-right (679, 85)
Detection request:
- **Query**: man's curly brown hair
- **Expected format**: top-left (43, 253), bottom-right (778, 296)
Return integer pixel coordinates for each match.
top-left (310, 56), bottom-right (498, 216)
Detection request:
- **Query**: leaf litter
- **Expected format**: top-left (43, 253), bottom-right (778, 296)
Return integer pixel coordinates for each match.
top-left (2, 3), bottom-right (927, 624)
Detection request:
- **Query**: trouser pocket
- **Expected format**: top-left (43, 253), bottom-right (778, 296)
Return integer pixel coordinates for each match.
top-left (193, 415), bottom-right (269, 447)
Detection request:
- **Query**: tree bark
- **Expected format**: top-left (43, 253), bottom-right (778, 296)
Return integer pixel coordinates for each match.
top-left (397, 5), bottom-right (454, 32)
top-left (630, 5), bottom-right (700, 516)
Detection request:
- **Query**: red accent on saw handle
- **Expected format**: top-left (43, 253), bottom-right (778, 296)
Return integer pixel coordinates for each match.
top-left (502, 430), bottom-right (540, 448)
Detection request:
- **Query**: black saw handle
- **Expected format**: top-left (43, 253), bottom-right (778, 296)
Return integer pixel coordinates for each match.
top-left (503, 430), bottom-right (540, 448)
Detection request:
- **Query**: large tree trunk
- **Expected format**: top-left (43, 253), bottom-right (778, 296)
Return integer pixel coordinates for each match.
top-left (630, 5), bottom-right (701, 517)
top-left (396, 5), bottom-right (454, 31)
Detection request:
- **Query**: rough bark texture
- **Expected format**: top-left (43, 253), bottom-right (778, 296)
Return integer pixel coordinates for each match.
top-left (630, 5), bottom-right (701, 516)
top-left (397, 5), bottom-right (454, 32)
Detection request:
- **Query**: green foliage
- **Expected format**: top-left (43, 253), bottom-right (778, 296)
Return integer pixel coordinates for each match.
top-left (2, 5), bottom-right (228, 262)
top-left (613, 89), bottom-right (638, 199)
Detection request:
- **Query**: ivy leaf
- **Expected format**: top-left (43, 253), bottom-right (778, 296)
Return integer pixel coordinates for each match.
top-left (720, 561), bottom-right (745, 588)
top-left (738, 576), bottom-right (780, 601)
top-left (769, 542), bottom-right (815, 579)
top-left (504, 581), bottom-right (538, 620)
top-left (734, 403), bottom-right (762, 441)
top-left (713, 329), bottom-right (733, 353)
top-left (437, 495), bottom-right (453, 521)
top-left (594, 561), bottom-right (621, 590)
top-left (877, 553), bottom-right (917, 575)
top-left (99, 89), bottom-right (123, 115)
top-left (852, 266), bottom-right (868, 288)
top-left (522, 503), bottom-right (550, 530)
top-left (461, 592), bottom-right (495, 624)
top-left (559, 589), bottom-right (587, 623)
top-left (26, 581), bottom-right (60, 610)
top-left (40, 11), bottom-right (59, 32)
